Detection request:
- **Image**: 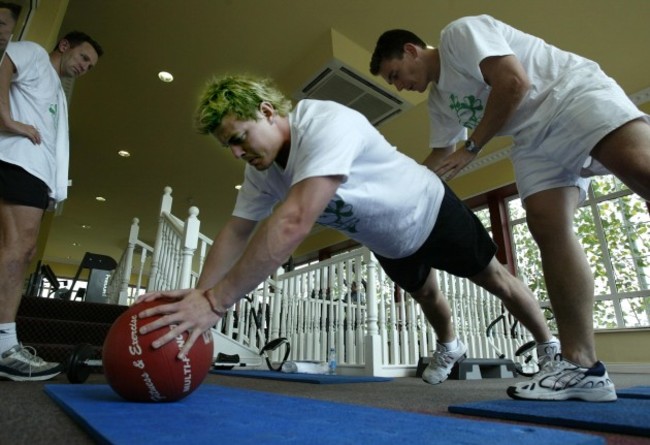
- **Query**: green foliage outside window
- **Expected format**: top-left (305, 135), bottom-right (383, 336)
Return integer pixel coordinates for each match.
top-left (506, 176), bottom-right (650, 329)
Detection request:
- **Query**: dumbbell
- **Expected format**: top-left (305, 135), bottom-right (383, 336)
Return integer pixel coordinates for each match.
top-left (64, 343), bottom-right (103, 383)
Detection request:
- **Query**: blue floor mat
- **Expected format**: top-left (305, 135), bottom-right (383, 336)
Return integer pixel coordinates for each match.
top-left (448, 397), bottom-right (650, 437)
top-left (211, 369), bottom-right (393, 384)
top-left (617, 385), bottom-right (650, 399)
top-left (44, 384), bottom-right (604, 445)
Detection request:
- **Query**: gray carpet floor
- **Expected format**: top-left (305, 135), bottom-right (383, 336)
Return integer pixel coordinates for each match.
top-left (2, 371), bottom-right (649, 445)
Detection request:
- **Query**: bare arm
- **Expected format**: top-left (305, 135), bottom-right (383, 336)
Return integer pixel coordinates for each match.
top-left (0, 54), bottom-right (41, 144)
top-left (212, 175), bottom-right (343, 309)
top-left (422, 145), bottom-right (454, 172)
top-left (434, 55), bottom-right (530, 180)
top-left (139, 175), bottom-right (344, 355)
top-left (194, 215), bottom-right (258, 292)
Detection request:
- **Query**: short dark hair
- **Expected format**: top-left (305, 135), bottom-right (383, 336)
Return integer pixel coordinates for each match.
top-left (369, 29), bottom-right (426, 75)
top-left (0, 2), bottom-right (21, 21)
top-left (57, 30), bottom-right (104, 57)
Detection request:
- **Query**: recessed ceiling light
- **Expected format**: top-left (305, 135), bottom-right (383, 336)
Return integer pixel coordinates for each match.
top-left (118, 150), bottom-right (131, 157)
top-left (158, 71), bottom-right (174, 82)
top-left (72, 242), bottom-right (80, 247)
top-left (95, 196), bottom-right (106, 202)
top-left (235, 184), bottom-right (242, 190)
top-left (81, 224), bottom-right (91, 229)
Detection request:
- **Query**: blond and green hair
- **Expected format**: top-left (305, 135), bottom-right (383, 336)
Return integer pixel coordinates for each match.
top-left (195, 74), bottom-right (293, 135)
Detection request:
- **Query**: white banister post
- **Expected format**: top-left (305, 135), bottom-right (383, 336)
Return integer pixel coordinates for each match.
top-left (364, 250), bottom-right (382, 376)
top-left (118, 217), bottom-right (139, 305)
top-left (178, 206), bottom-right (200, 289)
top-left (147, 186), bottom-right (173, 291)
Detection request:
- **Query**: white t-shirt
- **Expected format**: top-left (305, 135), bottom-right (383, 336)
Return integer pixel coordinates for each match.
top-left (428, 14), bottom-right (602, 148)
top-left (233, 100), bottom-right (444, 259)
top-left (0, 41), bottom-right (69, 202)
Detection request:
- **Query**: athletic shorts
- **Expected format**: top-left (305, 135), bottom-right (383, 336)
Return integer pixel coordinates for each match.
top-left (374, 182), bottom-right (497, 293)
top-left (0, 160), bottom-right (49, 209)
top-left (511, 69), bottom-right (648, 204)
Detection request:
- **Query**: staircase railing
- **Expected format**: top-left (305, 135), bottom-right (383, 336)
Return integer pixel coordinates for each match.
top-left (108, 186), bottom-right (537, 376)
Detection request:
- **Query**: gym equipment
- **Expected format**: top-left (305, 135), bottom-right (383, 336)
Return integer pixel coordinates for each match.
top-left (65, 343), bottom-right (102, 384)
top-left (415, 355), bottom-right (517, 380)
top-left (486, 314), bottom-right (538, 377)
top-left (213, 295), bottom-right (290, 371)
top-left (60, 252), bottom-right (117, 302)
top-left (102, 298), bottom-right (213, 402)
top-left (45, 384), bottom-right (605, 445)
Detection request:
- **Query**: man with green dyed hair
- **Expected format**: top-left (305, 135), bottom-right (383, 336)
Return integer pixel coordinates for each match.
top-left (196, 75), bottom-right (292, 134)
top-left (137, 73), bottom-right (557, 393)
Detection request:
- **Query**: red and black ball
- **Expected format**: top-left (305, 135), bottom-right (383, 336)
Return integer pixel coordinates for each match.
top-left (102, 298), bottom-right (213, 402)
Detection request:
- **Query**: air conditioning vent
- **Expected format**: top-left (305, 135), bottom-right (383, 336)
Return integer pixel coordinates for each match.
top-left (295, 61), bottom-right (409, 127)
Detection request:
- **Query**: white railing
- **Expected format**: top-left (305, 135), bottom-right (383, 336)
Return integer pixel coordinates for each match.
top-left (106, 218), bottom-right (154, 305)
top-left (108, 186), bottom-right (537, 376)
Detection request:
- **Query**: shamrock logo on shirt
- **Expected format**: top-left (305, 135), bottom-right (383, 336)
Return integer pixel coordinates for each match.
top-left (318, 198), bottom-right (359, 233)
top-left (49, 103), bottom-right (59, 126)
top-left (449, 94), bottom-right (483, 129)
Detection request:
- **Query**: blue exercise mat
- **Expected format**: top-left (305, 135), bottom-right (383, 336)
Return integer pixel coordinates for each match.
top-left (617, 385), bottom-right (650, 399)
top-left (448, 397), bottom-right (650, 437)
top-left (211, 369), bottom-right (393, 384)
top-left (44, 384), bottom-right (604, 445)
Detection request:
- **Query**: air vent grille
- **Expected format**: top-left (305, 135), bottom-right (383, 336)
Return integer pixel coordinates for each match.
top-left (296, 61), bottom-right (409, 126)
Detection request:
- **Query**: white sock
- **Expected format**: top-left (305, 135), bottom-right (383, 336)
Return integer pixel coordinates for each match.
top-left (538, 335), bottom-right (559, 345)
top-left (438, 338), bottom-right (459, 352)
top-left (536, 336), bottom-right (560, 356)
top-left (0, 322), bottom-right (18, 354)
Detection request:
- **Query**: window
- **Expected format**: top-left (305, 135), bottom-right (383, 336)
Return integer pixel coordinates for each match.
top-left (506, 176), bottom-right (650, 329)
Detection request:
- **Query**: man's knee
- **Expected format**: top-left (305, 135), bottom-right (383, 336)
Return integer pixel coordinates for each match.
top-left (524, 189), bottom-right (580, 243)
top-left (411, 281), bottom-right (443, 304)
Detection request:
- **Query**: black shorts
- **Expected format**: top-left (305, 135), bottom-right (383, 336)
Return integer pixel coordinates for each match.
top-left (375, 182), bottom-right (497, 293)
top-left (0, 160), bottom-right (50, 209)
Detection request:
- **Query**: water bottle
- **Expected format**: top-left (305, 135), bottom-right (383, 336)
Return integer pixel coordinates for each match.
top-left (328, 347), bottom-right (337, 375)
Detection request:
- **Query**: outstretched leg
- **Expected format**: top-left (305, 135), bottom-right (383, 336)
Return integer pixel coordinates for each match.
top-left (410, 269), bottom-right (468, 385)
top-left (468, 256), bottom-right (553, 344)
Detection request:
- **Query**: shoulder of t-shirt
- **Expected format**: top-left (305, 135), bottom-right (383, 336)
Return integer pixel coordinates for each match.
top-left (294, 99), bottom-right (367, 127)
top-left (442, 14), bottom-right (500, 34)
top-left (7, 40), bottom-right (48, 62)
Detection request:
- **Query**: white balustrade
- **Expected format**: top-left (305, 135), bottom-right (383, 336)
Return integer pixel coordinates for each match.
top-left (108, 186), bottom-right (538, 377)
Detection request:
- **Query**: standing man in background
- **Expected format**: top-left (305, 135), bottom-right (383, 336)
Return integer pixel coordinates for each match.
top-left (0, 24), bottom-right (103, 381)
top-left (0, 2), bottom-right (18, 60)
top-left (370, 14), bottom-right (650, 401)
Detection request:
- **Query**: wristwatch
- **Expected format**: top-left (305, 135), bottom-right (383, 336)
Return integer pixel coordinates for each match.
top-left (464, 139), bottom-right (482, 155)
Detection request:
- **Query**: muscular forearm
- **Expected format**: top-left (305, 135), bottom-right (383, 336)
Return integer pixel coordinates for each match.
top-left (195, 218), bottom-right (253, 291)
top-left (212, 204), bottom-right (310, 310)
top-left (469, 81), bottom-right (527, 148)
top-left (422, 146), bottom-right (454, 171)
top-left (470, 56), bottom-right (530, 148)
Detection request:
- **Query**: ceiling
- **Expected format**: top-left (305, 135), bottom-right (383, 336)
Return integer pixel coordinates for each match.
top-left (42, 0), bottom-right (650, 270)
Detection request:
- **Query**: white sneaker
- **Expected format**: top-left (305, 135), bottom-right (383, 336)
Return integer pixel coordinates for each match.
top-left (422, 340), bottom-right (467, 385)
top-left (0, 344), bottom-right (62, 381)
top-left (536, 337), bottom-right (561, 369)
top-left (507, 356), bottom-right (617, 402)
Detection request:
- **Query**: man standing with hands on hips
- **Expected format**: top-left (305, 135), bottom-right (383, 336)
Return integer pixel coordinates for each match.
top-left (0, 22), bottom-right (103, 381)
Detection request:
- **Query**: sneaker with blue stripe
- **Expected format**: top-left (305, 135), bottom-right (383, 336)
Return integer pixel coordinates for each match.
top-left (507, 356), bottom-right (617, 402)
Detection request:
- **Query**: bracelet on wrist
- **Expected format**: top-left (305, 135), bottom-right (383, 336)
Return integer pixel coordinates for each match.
top-left (202, 291), bottom-right (226, 318)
